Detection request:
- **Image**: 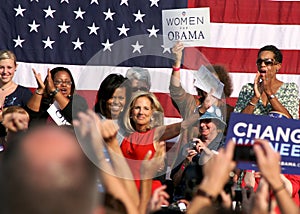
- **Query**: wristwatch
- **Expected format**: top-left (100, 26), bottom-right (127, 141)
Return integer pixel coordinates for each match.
top-left (268, 94), bottom-right (276, 99)
top-left (49, 88), bottom-right (60, 97)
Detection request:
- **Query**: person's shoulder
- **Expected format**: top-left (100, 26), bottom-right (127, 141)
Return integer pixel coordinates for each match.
top-left (283, 82), bottom-right (299, 89)
top-left (16, 85), bottom-right (32, 92)
top-left (243, 82), bottom-right (254, 87)
top-left (71, 93), bottom-right (86, 100)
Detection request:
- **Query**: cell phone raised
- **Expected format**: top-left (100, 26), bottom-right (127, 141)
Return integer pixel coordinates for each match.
top-left (233, 145), bottom-right (256, 162)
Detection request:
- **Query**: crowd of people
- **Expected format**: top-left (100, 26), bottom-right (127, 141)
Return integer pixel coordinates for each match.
top-left (0, 43), bottom-right (299, 214)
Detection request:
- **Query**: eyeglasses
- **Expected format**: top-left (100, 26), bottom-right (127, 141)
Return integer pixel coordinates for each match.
top-left (256, 58), bottom-right (276, 66)
top-left (54, 80), bottom-right (72, 86)
top-left (131, 87), bottom-right (149, 92)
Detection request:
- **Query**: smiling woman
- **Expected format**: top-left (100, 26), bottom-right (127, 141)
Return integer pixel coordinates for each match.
top-left (25, 67), bottom-right (88, 126)
top-left (120, 91), bottom-right (199, 194)
top-left (0, 50), bottom-right (32, 142)
top-left (94, 73), bottom-right (131, 120)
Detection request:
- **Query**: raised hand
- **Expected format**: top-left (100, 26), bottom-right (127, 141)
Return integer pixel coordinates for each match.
top-left (172, 41), bottom-right (184, 67)
top-left (46, 68), bottom-right (56, 93)
top-left (253, 73), bottom-right (263, 98)
top-left (2, 112), bottom-right (29, 133)
top-left (32, 68), bottom-right (46, 94)
top-left (148, 185), bottom-right (170, 212)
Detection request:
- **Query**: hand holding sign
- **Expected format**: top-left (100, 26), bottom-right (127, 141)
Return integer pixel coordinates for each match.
top-left (194, 65), bottom-right (224, 99)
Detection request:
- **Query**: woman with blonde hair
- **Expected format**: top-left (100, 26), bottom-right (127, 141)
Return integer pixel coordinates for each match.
top-left (120, 91), bottom-right (198, 193)
top-left (0, 50), bottom-right (32, 141)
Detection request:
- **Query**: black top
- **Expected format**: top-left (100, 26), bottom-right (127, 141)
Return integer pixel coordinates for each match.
top-left (25, 94), bottom-right (88, 126)
top-left (0, 85), bottom-right (32, 137)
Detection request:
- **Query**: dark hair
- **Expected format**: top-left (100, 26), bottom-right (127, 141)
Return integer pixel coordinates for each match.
top-left (94, 74), bottom-right (131, 117)
top-left (50, 67), bottom-right (76, 95)
top-left (258, 45), bottom-right (283, 63)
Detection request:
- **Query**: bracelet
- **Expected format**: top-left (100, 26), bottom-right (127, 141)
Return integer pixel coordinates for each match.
top-left (248, 101), bottom-right (257, 106)
top-left (49, 88), bottom-right (60, 97)
top-left (172, 66), bottom-right (180, 71)
top-left (35, 89), bottom-right (44, 95)
top-left (181, 164), bottom-right (186, 171)
top-left (195, 188), bottom-right (216, 203)
top-left (181, 161), bottom-right (188, 170)
top-left (273, 183), bottom-right (286, 194)
top-left (268, 94), bottom-right (276, 100)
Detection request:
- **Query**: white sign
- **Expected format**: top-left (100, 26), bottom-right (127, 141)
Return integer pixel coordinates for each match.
top-left (194, 65), bottom-right (224, 99)
top-left (162, 7), bottom-right (210, 48)
top-left (47, 101), bottom-right (71, 126)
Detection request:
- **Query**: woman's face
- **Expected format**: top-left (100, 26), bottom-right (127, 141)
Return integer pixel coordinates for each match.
top-left (53, 71), bottom-right (72, 97)
top-left (256, 51), bottom-right (279, 78)
top-left (199, 119), bottom-right (218, 140)
top-left (105, 87), bottom-right (126, 119)
top-left (0, 59), bottom-right (16, 85)
top-left (131, 96), bottom-right (153, 128)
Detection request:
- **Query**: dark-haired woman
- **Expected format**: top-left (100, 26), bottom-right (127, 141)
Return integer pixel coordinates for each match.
top-left (94, 73), bottom-right (131, 120)
top-left (25, 67), bottom-right (88, 126)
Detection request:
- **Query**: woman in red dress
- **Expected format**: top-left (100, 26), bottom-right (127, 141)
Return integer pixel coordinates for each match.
top-left (120, 91), bottom-right (197, 193)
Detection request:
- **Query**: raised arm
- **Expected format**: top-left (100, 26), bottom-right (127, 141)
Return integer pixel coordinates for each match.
top-left (154, 111), bottom-right (199, 142)
top-left (26, 68), bottom-right (46, 112)
top-left (73, 110), bottom-right (139, 214)
top-left (171, 41), bottom-right (184, 87)
top-left (253, 139), bottom-right (299, 214)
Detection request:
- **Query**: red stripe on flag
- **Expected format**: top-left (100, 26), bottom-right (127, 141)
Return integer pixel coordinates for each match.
top-left (184, 47), bottom-right (300, 74)
top-left (188, 0), bottom-right (300, 25)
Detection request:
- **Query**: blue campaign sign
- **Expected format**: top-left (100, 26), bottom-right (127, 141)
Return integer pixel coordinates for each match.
top-left (225, 112), bottom-right (300, 175)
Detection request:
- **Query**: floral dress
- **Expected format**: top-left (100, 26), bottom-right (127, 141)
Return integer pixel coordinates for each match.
top-left (234, 82), bottom-right (299, 119)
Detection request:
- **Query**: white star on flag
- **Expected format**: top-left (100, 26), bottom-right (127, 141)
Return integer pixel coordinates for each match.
top-left (102, 39), bottom-right (114, 52)
top-left (150, 0), bottom-right (159, 7)
top-left (117, 24), bottom-right (130, 36)
top-left (13, 35), bottom-right (25, 48)
top-left (42, 36), bottom-right (55, 49)
top-left (43, 5), bottom-right (56, 18)
top-left (147, 25), bottom-right (159, 37)
top-left (60, 0), bottom-right (69, 3)
top-left (28, 20), bottom-right (40, 32)
top-left (132, 41), bottom-right (143, 53)
top-left (90, 0), bottom-right (99, 5)
top-left (74, 7), bottom-right (86, 20)
top-left (103, 8), bottom-right (115, 21)
top-left (161, 45), bottom-right (171, 54)
top-left (14, 5), bottom-right (26, 17)
top-left (133, 10), bottom-right (145, 22)
top-left (72, 38), bottom-right (84, 50)
top-left (87, 22), bottom-right (100, 35)
top-left (58, 21), bottom-right (70, 34)
top-left (120, 0), bottom-right (129, 6)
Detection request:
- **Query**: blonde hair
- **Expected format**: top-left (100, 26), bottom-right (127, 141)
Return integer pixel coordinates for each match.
top-left (122, 91), bottom-right (164, 134)
top-left (0, 50), bottom-right (17, 66)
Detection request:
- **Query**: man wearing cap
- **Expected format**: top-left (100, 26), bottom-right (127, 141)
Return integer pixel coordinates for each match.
top-left (170, 105), bottom-right (227, 202)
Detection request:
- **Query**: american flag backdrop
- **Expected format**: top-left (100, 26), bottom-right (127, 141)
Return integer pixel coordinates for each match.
top-left (1, 0), bottom-right (300, 124)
